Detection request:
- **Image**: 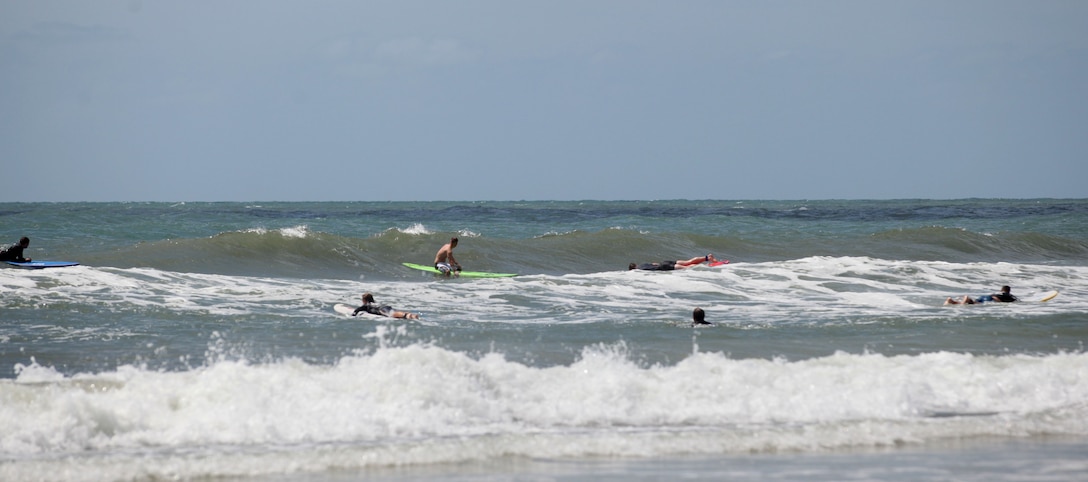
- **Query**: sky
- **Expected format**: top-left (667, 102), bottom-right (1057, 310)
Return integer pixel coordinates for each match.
top-left (2, 1), bottom-right (1086, 202)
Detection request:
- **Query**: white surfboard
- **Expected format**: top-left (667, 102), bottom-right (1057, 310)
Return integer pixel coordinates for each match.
top-left (333, 303), bottom-right (357, 316)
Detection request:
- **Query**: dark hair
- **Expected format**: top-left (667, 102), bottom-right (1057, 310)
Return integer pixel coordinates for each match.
top-left (1000, 285), bottom-right (1011, 293)
top-left (362, 293), bottom-right (375, 304)
top-left (19, 237), bottom-right (29, 247)
top-left (693, 307), bottom-right (705, 323)
top-left (628, 263), bottom-right (637, 270)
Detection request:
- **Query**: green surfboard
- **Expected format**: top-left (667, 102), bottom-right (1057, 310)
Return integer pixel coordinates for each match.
top-left (402, 262), bottom-right (517, 278)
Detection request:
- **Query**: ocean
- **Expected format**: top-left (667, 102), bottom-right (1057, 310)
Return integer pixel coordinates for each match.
top-left (2, 199), bottom-right (1087, 481)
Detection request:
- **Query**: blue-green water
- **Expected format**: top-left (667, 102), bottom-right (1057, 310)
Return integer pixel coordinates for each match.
top-left (2, 199), bottom-right (1087, 481)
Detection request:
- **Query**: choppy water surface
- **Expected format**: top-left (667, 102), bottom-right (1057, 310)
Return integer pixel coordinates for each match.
top-left (2, 199), bottom-right (1087, 481)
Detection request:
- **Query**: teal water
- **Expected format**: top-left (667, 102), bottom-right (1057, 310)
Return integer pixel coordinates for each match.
top-left (2, 199), bottom-right (1087, 481)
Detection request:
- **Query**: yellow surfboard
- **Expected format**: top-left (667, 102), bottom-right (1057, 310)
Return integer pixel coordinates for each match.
top-left (1039, 290), bottom-right (1059, 302)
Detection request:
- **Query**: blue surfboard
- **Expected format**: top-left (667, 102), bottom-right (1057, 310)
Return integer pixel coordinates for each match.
top-left (4, 261), bottom-right (80, 269)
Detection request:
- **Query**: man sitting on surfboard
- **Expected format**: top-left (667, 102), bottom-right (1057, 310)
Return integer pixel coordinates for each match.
top-left (0, 237), bottom-right (31, 262)
top-left (629, 254), bottom-right (719, 271)
top-left (434, 237), bottom-right (461, 276)
top-left (945, 285), bottom-right (1018, 305)
top-left (352, 293), bottom-right (420, 319)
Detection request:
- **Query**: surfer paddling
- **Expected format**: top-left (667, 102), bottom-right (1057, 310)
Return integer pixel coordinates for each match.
top-left (434, 237), bottom-right (461, 276)
top-left (352, 293), bottom-right (420, 319)
top-left (944, 285), bottom-right (1018, 305)
top-left (629, 254), bottom-right (719, 271)
top-left (0, 237), bottom-right (31, 262)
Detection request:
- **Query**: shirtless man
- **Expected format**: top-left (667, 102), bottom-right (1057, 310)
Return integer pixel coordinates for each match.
top-left (434, 237), bottom-right (461, 276)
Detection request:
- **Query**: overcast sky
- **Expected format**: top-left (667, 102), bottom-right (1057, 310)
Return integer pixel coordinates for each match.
top-left (2, 1), bottom-right (1086, 202)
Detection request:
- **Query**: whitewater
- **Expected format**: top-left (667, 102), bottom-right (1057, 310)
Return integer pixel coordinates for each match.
top-left (2, 199), bottom-right (1087, 481)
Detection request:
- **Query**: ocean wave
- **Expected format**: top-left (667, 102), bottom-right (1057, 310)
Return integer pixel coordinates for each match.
top-left (5, 257), bottom-right (1086, 324)
top-left (869, 226), bottom-right (1088, 262)
top-left (4, 257), bottom-right (1086, 387)
top-left (5, 200), bottom-right (1087, 481)
top-left (241, 225), bottom-right (311, 238)
top-left (2, 346), bottom-right (1086, 480)
top-left (395, 223), bottom-right (431, 235)
top-left (66, 223), bottom-right (1088, 280)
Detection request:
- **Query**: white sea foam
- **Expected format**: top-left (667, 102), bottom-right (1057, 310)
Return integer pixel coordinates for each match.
top-left (2, 256), bottom-right (1087, 481)
top-left (399, 223), bottom-right (431, 235)
top-left (236, 225), bottom-right (309, 238)
top-left (1, 345), bottom-right (1086, 481)
top-left (279, 225), bottom-right (310, 238)
top-left (1, 257), bottom-right (1085, 325)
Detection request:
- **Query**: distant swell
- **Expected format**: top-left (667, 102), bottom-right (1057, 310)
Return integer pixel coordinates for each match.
top-left (869, 227), bottom-right (1088, 263)
top-left (76, 224), bottom-right (1088, 280)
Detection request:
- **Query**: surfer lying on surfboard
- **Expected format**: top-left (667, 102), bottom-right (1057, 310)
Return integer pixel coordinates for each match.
top-left (629, 254), bottom-right (722, 271)
top-left (0, 237), bottom-right (31, 263)
top-left (352, 293), bottom-right (420, 319)
top-left (945, 285), bottom-right (1018, 305)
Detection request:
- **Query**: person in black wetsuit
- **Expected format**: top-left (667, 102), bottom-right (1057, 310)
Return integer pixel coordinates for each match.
top-left (0, 237), bottom-right (31, 262)
top-left (629, 254), bottom-right (718, 271)
top-left (944, 285), bottom-right (1018, 305)
top-left (352, 293), bottom-right (420, 319)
